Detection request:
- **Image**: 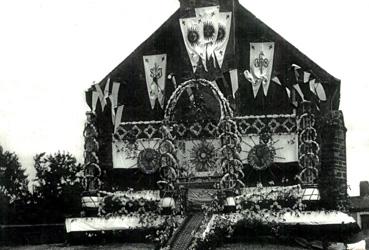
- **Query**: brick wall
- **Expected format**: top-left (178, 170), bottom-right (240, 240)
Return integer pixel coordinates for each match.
top-left (319, 110), bottom-right (348, 210)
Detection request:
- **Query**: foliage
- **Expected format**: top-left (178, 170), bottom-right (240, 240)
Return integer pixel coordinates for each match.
top-left (0, 146), bottom-right (31, 224)
top-left (0, 146), bottom-right (29, 203)
top-left (33, 151), bottom-right (83, 222)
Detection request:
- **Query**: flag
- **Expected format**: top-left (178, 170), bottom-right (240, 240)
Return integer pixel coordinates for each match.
top-left (309, 80), bottom-right (327, 101)
top-left (111, 81), bottom-right (121, 108)
top-left (250, 42), bottom-right (275, 97)
top-left (195, 6), bottom-right (220, 61)
top-left (104, 77), bottom-right (110, 97)
top-left (114, 105), bottom-right (124, 133)
top-left (143, 54), bottom-right (167, 110)
top-left (272, 76), bottom-right (291, 98)
top-left (179, 17), bottom-right (205, 72)
top-left (94, 83), bottom-right (106, 111)
top-left (214, 12), bottom-right (232, 69)
top-left (303, 71), bottom-right (311, 83)
top-left (92, 92), bottom-right (99, 112)
top-left (229, 69), bottom-right (238, 98)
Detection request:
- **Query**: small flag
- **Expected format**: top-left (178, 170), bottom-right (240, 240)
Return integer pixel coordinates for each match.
top-left (114, 105), bottom-right (124, 133)
top-left (213, 12), bottom-right (232, 69)
top-left (92, 92), bottom-right (99, 112)
top-left (229, 69), bottom-right (238, 98)
top-left (94, 83), bottom-right (106, 111)
top-left (303, 71), bottom-right (311, 83)
top-left (111, 81), bottom-right (121, 108)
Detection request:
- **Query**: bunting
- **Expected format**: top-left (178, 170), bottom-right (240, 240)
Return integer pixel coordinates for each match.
top-left (249, 42), bottom-right (275, 97)
top-left (111, 81), bottom-right (121, 108)
top-left (91, 91), bottom-right (99, 112)
top-left (143, 54), bottom-right (167, 109)
top-left (94, 83), bottom-right (107, 111)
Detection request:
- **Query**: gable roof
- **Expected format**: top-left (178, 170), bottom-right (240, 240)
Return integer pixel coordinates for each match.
top-left (89, 1), bottom-right (341, 111)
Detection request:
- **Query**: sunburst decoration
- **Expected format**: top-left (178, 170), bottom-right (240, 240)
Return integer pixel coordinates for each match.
top-left (190, 140), bottom-right (217, 172)
top-left (241, 128), bottom-right (287, 187)
top-left (187, 27), bottom-right (200, 46)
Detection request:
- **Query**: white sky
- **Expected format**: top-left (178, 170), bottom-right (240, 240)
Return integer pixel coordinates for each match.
top-left (0, 0), bottom-right (368, 196)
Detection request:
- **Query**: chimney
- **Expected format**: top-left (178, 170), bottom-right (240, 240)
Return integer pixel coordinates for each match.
top-left (360, 181), bottom-right (369, 197)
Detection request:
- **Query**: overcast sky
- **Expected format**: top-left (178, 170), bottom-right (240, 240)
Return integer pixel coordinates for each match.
top-left (0, 0), bottom-right (368, 196)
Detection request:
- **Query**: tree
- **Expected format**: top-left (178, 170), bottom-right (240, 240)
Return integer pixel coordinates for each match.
top-left (33, 152), bottom-right (83, 222)
top-left (0, 146), bottom-right (29, 203)
top-left (0, 146), bottom-right (30, 224)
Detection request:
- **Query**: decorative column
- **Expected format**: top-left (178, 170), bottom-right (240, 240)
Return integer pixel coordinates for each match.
top-left (319, 110), bottom-right (348, 210)
top-left (81, 112), bottom-right (102, 213)
top-left (297, 101), bottom-right (320, 187)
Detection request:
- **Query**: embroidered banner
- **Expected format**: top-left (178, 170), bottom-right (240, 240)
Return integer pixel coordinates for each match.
top-left (143, 54), bottom-right (167, 109)
top-left (195, 6), bottom-right (220, 62)
top-left (179, 17), bottom-right (205, 72)
top-left (214, 12), bottom-right (232, 69)
top-left (250, 42), bottom-right (275, 97)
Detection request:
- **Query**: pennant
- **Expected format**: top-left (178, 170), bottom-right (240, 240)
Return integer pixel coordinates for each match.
top-left (94, 83), bottom-right (106, 111)
top-left (111, 81), bottom-right (120, 108)
top-left (309, 80), bottom-right (327, 101)
top-left (92, 91), bottom-right (99, 112)
top-left (108, 96), bottom-right (115, 124)
top-left (179, 17), bottom-right (205, 72)
top-left (244, 70), bottom-right (260, 98)
top-left (195, 6), bottom-right (220, 61)
top-left (303, 71), bottom-right (311, 83)
top-left (114, 105), bottom-right (124, 133)
top-left (272, 76), bottom-right (291, 98)
top-left (143, 54), bottom-right (167, 109)
top-left (293, 84), bottom-right (305, 101)
top-left (104, 78), bottom-right (110, 97)
top-left (214, 12), bottom-right (232, 69)
top-left (250, 42), bottom-right (275, 96)
top-left (229, 69), bottom-right (238, 98)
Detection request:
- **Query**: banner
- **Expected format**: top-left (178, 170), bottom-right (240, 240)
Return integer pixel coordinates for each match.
top-left (250, 42), bottom-right (275, 97)
top-left (114, 105), bottom-right (124, 133)
top-left (179, 17), bottom-right (205, 72)
top-left (94, 83), bottom-right (106, 111)
top-left (240, 133), bottom-right (298, 163)
top-left (111, 81), bottom-right (121, 108)
top-left (214, 12), bottom-right (232, 69)
top-left (195, 6), bottom-right (220, 62)
top-left (143, 54), bottom-right (167, 109)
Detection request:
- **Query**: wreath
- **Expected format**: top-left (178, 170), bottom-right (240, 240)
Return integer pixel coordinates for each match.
top-left (137, 148), bottom-right (160, 174)
top-left (247, 144), bottom-right (276, 171)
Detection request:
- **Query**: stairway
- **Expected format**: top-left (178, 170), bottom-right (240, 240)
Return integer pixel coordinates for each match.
top-left (169, 213), bottom-right (205, 250)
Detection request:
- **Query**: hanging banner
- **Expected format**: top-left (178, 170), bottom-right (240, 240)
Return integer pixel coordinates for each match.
top-left (94, 83), bottom-right (106, 111)
top-left (195, 6), bottom-right (220, 61)
top-left (179, 17), bottom-right (205, 72)
top-left (250, 42), bottom-right (275, 97)
top-left (114, 105), bottom-right (124, 133)
top-left (214, 12), bottom-right (232, 69)
top-left (143, 54), bottom-right (167, 109)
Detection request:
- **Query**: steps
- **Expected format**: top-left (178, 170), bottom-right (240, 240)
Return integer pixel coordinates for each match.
top-left (169, 213), bottom-right (205, 250)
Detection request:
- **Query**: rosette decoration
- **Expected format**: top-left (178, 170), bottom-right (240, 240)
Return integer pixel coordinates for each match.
top-left (247, 143), bottom-right (276, 171)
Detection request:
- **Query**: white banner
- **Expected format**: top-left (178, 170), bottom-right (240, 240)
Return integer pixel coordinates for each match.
top-left (250, 42), bottom-right (275, 96)
top-left (195, 6), bottom-right (220, 62)
top-left (240, 133), bottom-right (298, 163)
top-left (143, 54), bottom-right (167, 109)
top-left (179, 17), bottom-right (205, 72)
top-left (214, 12), bottom-right (232, 69)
